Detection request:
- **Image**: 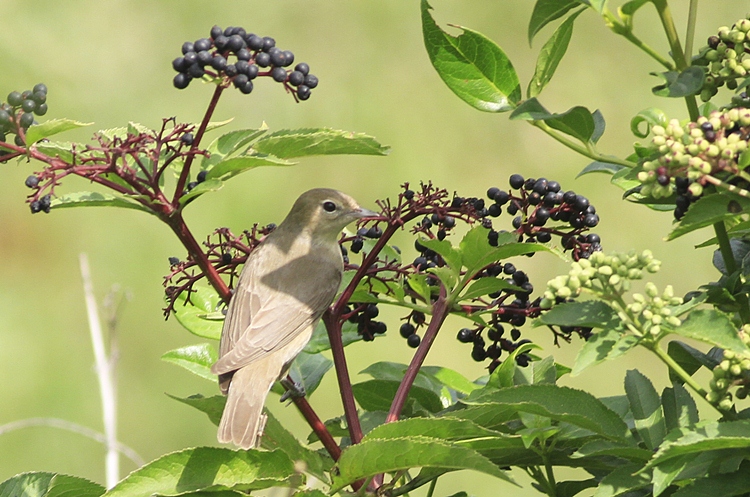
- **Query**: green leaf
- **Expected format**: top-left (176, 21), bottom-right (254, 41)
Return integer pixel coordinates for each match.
top-left (461, 277), bottom-right (518, 301)
top-left (361, 362), bottom-right (444, 395)
top-left (103, 448), bottom-right (297, 496)
top-left (352, 379), bottom-right (443, 415)
top-left (459, 226), bottom-right (551, 277)
top-left (674, 309), bottom-right (750, 354)
top-left (571, 439), bottom-right (652, 461)
top-left (422, 366), bottom-right (481, 394)
top-left (651, 67), bottom-right (705, 98)
top-left (577, 161), bottom-right (626, 177)
top-left (365, 417), bottom-right (504, 441)
top-left (513, 355), bottom-right (558, 385)
top-left (672, 464), bottom-right (750, 497)
top-left (304, 320), bottom-right (363, 354)
top-left (630, 107), bottom-right (668, 138)
top-left (488, 343), bottom-right (543, 388)
top-left (178, 179), bottom-right (224, 207)
top-left (421, 0), bottom-right (521, 112)
top-left (645, 419), bottom-right (750, 471)
top-left (508, 97), bottom-right (552, 120)
top-left (331, 437), bottom-right (515, 492)
top-left (572, 328), bottom-right (639, 376)
top-left (205, 154), bottom-right (296, 181)
top-left (25, 118), bottom-right (92, 145)
top-left (464, 384), bottom-right (630, 441)
top-left (50, 191), bottom-right (151, 214)
top-left (592, 463), bottom-right (651, 497)
top-left (537, 300), bottom-right (620, 328)
top-left (172, 286), bottom-right (223, 340)
top-left (419, 237), bottom-right (462, 273)
top-left (252, 128), bottom-right (390, 159)
top-left (167, 393), bottom-right (225, 426)
top-left (666, 340), bottom-right (717, 383)
top-left (201, 126), bottom-right (269, 169)
top-left (407, 274), bottom-right (432, 303)
top-left (287, 352), bottom-right (332, 396)
top-left (556, 479), bottom-right (598, 497)
top-left (624, 369), bottom-right (666, 450)
top-left (528, 8), bottom-right (583, 97)
top-left (668, 193), bottom-right (750, 240)
top-left (0, 473), bottom-right (105, 497)
top-left (161, 343), bottom-right (218, 382)
top-left (591, 109), bottom-right (606, 143)
top-left (619, 0), bottom-right (651, 18)
top-left (510, 99), bottom-right (596, 143)
top-left (34, 141), bottom-right (75, 164)
top-left (528, 0), bottom-right (582, 44)
top-left (661, 382), bottom-right (698, 433)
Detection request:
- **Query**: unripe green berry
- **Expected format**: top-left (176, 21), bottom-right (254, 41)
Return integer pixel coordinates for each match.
top-left (650, 325), bottom-right (661, 336)
top-left (724, 350), bottom-right (736, 360)
top-left (719, 398), bottom-right (734, 410)
top-left (720, 359), bottom-right (731, 371)
top-left (716, 378), bottom-right (728, 390)
top-left (730, 364), bottom-right (742, 376)
top-left (688, 183), bottom-right (703, 197)
top-left (707, 390), bottom-right (721, 403)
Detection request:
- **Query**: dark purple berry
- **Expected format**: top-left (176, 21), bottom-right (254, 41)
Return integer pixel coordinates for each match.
top-left (25, 175), bottom-right (39, 188)
top-left (262, 36), bottom-right (276, 51)
top-left (297, 85), bottom-right (311, 100)
top-left (487, 187), bottom-right (500, 200)
top-left (295, 62), bottom-right (310, 75)
top-left (271, 67), bottom-right (288, 82)
top-left (181, 42), bottom-right (195, 54)
top-left (350, 237), bottom-right (364, 253)
top-left (407, 334), bottom-right (421, 348)
top-left (401, 323), bottom-right (416, 338)
top-left (210, 25), bottom-right (223, 39)
top-left (255, 52), bottom-right (271, 67)
top-left (288, 71), bottom-right (305, 86)
top-left (194, 38), bottom-right (211, 52)
top-left (304, 74), bottom-right (318, 88)
top-left (247, 35), bottom-right (264, 50)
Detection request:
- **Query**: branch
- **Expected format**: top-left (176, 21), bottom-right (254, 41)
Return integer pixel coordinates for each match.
top-left (286, 377), bottom-right (341, 460)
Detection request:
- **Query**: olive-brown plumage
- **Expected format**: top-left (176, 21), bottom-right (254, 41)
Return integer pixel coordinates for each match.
top-left (211, 188), bottom-right (373, 449)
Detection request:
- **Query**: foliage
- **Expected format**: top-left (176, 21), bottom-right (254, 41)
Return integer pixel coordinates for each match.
top-left (4, 3), bottom-right (750, 497)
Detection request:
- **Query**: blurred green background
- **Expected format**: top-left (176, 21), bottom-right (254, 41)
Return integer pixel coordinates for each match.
top-left (0, 1), bottom-right (743, 495)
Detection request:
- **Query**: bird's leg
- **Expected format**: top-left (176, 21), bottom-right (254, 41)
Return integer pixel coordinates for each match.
top-left (280, 375), bottom-right (306, 402)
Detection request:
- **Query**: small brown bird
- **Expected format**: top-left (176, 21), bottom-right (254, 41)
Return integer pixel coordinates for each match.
top-left (211, 188), bottom-right (375, 449)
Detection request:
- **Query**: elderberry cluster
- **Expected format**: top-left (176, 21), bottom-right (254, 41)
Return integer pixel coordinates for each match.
top-left (457, 323), bottom-right (531, 371)
top-left (0, 83), bottom-right (48, 153)
top-left (637, 110), bottom-right (750, 219)
top-left (399, 311), bottom-right (426, 349)
top-left (698, 18), bottom-right (750, 101)
top-left (345, 303), bottom-right (387, 342)
top-left (172, 25), bottom-right (317, 100)
top-left (484, 174), bottom-right (601, 260)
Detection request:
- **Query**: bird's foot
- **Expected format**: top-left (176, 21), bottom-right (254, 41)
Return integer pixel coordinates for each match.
top-left (280, 376), bottom-right (306, 402)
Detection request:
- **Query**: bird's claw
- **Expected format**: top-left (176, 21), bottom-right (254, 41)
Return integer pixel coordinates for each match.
top-left (280, 377), bottom-right (306, 402)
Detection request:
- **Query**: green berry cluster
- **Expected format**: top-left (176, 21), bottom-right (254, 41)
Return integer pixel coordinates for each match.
top-left (540, 250), bottom-right (661, 309)
top-left (699, 19), bottom-right (750, 101)
top-left (637, 110), bottom-right (750, 219)
top-left (0, 83), bottom-right (48, 151)
top-left (623, 283), bottom-right (683, 338)
top-left (708, 342), bottom-right (750, 410)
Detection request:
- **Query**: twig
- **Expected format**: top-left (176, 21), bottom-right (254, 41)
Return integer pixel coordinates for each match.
top-left (80, 253), bottom-right (120, 489)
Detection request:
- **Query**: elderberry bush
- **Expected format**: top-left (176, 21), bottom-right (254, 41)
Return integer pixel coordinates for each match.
top-left (172, 25), bottom-right (317, 101)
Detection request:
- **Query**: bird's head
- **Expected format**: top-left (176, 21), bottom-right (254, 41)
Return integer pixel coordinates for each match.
top-left (280, 188), bottom-right (377, 241)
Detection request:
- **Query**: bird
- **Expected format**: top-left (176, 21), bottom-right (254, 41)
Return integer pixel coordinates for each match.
top-left (210, 188), bottom-right (375, 449)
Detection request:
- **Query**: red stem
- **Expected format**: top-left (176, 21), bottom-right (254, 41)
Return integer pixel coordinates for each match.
top-left (386, 284), bottom-right (450, 422)
top-left (173, 84), bottom-right (224, 204)
top-left (286, 377), bottom-right (341, 461)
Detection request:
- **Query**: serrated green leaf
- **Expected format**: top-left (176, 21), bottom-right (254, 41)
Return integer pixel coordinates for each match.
top-left (422, 0), bottom-right (521, 112)
top-left (674, 309), bottom-right (749, 354)
top-left (172, 286), bottom-right (223, 340)
top-left (260, 410), bottom-right (330, 482)
top-left (668, 193), bottom-right (750, 240)
top-left (352, 379), bottom-right (443, 414)
top-left (205, 154), bottom-right (296, 181)
top-left (624, 369), bottom-right (666, 450)
top-left (201, 126), bottom-right (269, 169)
top-left (366, 417), bottom-right (503, 441)
top-left (666, 340), bottom-right (716, 383)
top-left (528, 0), bottom-right (582, 45)
top-left (528, 8), bottom-right (583, 97)
top-left (465, 384), bottom-right (630, 441)
top-left (33, 141), bottom-right (75, 164)
top-left (304, 320), bottom-right (362, 354)
top-left (49, 191), bottom-right (152, 214)
top-left (25, 118), bottom-right (92, 145)
top-left (167, 393), bottom-right (225, 426)
top-left (571, 439), bottom-right (652, 461)
top-left (407, 273), bottom-right (432, 302)
top-left (572, 328), bottom-right (639, 376)
top-left (487, 343), bottom-right (542, 389)
top-left (513, 355), bottom-right (558, 385)
top-left (331, 437), bottom-right (514, 492)
top-left (103, 448), bottom-right (296, 496)
top-left (419, 237), bottom-right (462, 272)
top-left (161, 343), bottom-right (218, 381)
top-left (252, 128), bottom-right (389, 159)
top-left (592, 463), bottom-right (651, 497)
top-left (651, 67), bottom-right (705, 98)
top-left (661, 382), bottom-right (698, 433)
top-left (421, 366), bottom-right (481, 394)
top-left (461, 277), bottom-right (518, 301)
top-left (284, 351), bottom-right (332, 396)
top-left (672, 464), bottom-right (750, 497)
top-left (0, 473), bottom-right (105, 497)
top-left (537, 300), bottom-right (620, 328)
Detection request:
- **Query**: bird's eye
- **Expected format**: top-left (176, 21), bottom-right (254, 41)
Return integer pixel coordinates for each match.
top-left (323, 201), bottom-right (337, 212)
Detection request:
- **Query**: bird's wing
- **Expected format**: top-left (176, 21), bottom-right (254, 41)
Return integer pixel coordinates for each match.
top-left (212, 247), bottom-right (341, 375)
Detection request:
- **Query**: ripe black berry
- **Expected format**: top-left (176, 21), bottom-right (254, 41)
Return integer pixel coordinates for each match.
top-left (247, 35), bottom-right (264, 50)
top-left (488, 204), bottom-right (501, 217)
top-left (25, 175), bottom-right (39, 188)
top-left (295, 62), bottom-right (310, 75)
top-left (7, 91), bottom-right (22, 107)
top-left (30, 200), bottom-right (42, 213)
top-left (512, 270), bottom-right (527, 284)
top-left (494, 190), bottom-right (510, 205)
top-left (457, 328), bottom-right (474, 343)
top-left (487, 187), bottom-right (500, 200)
top-left (197, 170), bottom-right (207, 182)
top-left (32, 83), bottom-right (47, 95)
top-left (255, 52), bottom-right (271, 67)
top-left (574, 195), bottom-right (589, 211)
top-left (39, 194), bottom-right (51, 213)
top-left (350, 237), bottom-right (364, 253)
top-left (304, 74), bottom-right (319, 88)
top-left (224, 64), bottom-right (238, 77)
top-left (442, 216), bottom-right (455, 229)
top-left (181, 133), bottom-right (194, 145)
top-left (271, 67), bottom-right (288, 82)
top-left (19, 113), bottom-right (34, 128)
top-left (262, 36), bottom-right (276, 51)
top-left (536, 231), bottom-right (551, 243)
top-left (584, 213), bottom-right (599, 227)
top-left (236, 48), bottom-right (252, 61)
top-left (533, 178), bottom-right (548, 194)
top-left (296, 85), bottom-right (311, 100)
top-left (512, 216), bottom-right (522, 229)
top-left (211, 55), bottom-right (228, 71)
top-left (282, 51), bottom-right (295, 66)
top-left (563, 191), bottom-right (577, 204)
top-left (233, 74), bottom-right (249, 89)
top-left (373, 322), bottom-right (387, 334)
top-left (187, 63), bottom-right (205, 78)
top-left (471, 346), bottom-right (487, 361)
top-left (366, 226), bottom-right (382, 239)
top-left (364, 304), bottom-right (379, 319)
top-left (407, 334), bottom-right (421, 348)
top-left (221, 253), bottom-right (233, 264)
top-left (194, 38), bottom-right (211, 52)
top-left (210, 25), bottom-right (223, 39)
top-left (503, 263), bottom-right (515, 275)
top-left (400, 322), bottom-right (416, 338)
top-left (226, 34), bottom-right (245, 52)
top-left (168, 256), bottom-right (180, 266)
top-left (288, 71), bottom-right (305, 86)
top-left (533, 207), bottom-right (549, 226)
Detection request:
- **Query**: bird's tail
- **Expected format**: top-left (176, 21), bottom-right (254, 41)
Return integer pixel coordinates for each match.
top-left (218, 358), bottom-right (278, 449)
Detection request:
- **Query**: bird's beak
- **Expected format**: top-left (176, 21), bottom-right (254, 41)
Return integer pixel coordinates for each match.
top-left (355, 207), bottom-right (379, 219)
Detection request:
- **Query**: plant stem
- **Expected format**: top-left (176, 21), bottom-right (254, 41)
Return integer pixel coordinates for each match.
top-left (286, 382), bottom-right (341, 460)
top-left (386, 285), bottom-right (450, 422)
top-left (173, 84), bottom-right (224, 205)
top-left (425, 476), bottom-right (438, 497)
top-left (79, 253), bottom-right (119, 489)
top-left (684, 0), bottom-right (699, 62)
top-left (166, 213), bottom-right (230, 300)
top-left (322, 310), bottom-right (364, 444)
top-left (649, 342), bottom-right (707, 398)
top-left (531, 121), bottom-right (635, 169)
top-left (653, 0), bottom-right (687, 70)
top-left (543, 453), bottom-right (557, 497)
top-left (620, 30), bottom-right (675, 70)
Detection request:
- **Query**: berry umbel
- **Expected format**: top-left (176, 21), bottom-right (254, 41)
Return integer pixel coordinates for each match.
top-left (172, 25), bottom-right (317, 102)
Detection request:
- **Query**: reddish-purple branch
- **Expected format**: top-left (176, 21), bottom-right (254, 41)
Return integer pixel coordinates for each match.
top-left (386, 284), bottom-right (450, 423)
top-left (286, 377), bottom-right (342, 461)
